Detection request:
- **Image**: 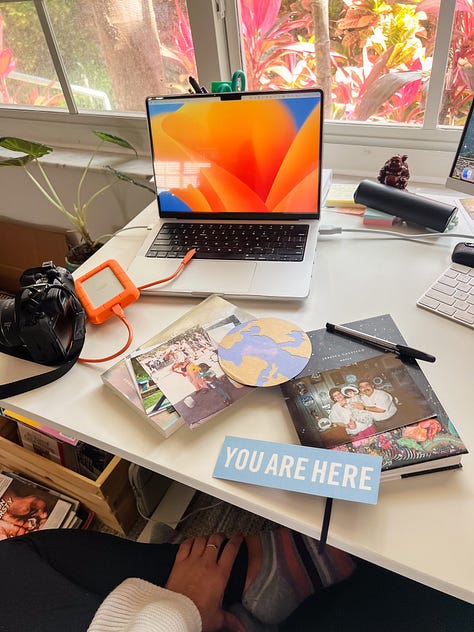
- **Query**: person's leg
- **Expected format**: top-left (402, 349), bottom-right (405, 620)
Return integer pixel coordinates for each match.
top-left (0, 534), bottom-right (102, 632)
top-left (282, 557), bottom-right (474, 632)
top-left (22, 528), bottom-right (249, 602)
top-left (20, 529), bottom-right (179, 595)
top-left (2, 526), bottom-right (353, 630)
top-left (0, 529), bottom-right (250, 632)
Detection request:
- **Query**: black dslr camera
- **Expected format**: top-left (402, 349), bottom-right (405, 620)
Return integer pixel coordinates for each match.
top-left (0, 262), bottom-right (85, 365)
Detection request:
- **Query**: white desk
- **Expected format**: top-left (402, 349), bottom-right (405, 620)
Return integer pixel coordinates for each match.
top-left (1, 189), bottom-right (473, 604)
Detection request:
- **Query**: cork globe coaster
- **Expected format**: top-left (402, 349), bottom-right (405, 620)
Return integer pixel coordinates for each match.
top-left (217, 317), bottom-right (312, 387)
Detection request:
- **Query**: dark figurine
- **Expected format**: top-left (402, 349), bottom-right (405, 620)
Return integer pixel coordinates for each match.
top-left (377, 154), bottom-right (410, 189)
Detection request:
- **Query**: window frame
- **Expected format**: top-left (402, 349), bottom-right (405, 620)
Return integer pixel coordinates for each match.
top-left (0, 0), bottom-right (466, 179)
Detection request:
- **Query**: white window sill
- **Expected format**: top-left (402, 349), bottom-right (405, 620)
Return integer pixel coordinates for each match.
top-left (0, 147), bottom-right (153, 179)
top-left (0, 140), bottom-right (456, 187)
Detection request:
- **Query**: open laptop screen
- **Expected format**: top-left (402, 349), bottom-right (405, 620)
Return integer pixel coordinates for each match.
top-left (146, 89), bottom-right (323, 220)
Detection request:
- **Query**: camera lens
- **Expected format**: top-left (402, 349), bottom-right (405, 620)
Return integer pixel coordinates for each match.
top-left (0, 297), bottom-right (23, 348)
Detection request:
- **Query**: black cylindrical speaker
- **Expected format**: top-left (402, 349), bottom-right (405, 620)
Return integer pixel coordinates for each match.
top-left (354, 180), bottom-right (457, 232)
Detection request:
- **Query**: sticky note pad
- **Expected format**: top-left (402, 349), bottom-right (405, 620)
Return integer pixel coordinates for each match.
top-left (363, 207), bottom-right (397, 226)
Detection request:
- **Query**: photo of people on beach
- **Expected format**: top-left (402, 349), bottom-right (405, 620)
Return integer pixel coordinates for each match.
top-left (281, 353), bottom-right (435, 449)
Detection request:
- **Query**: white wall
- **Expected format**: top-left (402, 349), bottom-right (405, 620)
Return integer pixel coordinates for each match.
top-left (0, 163), bottom-right (155, 240)
top-left (0, 136), bottom-right (457, 241)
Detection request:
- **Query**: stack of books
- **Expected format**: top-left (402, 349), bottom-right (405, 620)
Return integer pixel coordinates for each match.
top-left (1, 409), bottom-right (114, 480)
top-left (280, 314), bottom-right (468, 481)
top-left (0, 471), bottom-right (93, 539)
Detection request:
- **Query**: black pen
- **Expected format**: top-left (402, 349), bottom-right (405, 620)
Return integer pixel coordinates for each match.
top-left (325, 322), bottom-right (436, 363)
top-left (189, 75), bottom-right (202, 94)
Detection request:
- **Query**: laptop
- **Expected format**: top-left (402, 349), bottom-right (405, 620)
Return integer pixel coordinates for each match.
top-left (127, 88), bottom-right (324, 300)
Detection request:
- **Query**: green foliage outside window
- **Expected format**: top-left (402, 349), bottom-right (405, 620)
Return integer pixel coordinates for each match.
top-left (0, 0), bottom-right (473, 125)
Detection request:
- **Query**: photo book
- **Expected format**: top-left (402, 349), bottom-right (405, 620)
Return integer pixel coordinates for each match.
top-left (102, 295), bottom-right (255, 435)
top-left (280, 314), bottom-right (468, 480)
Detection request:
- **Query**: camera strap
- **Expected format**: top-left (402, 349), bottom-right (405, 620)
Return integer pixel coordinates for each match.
top-left (0, 344), bottom-right (83, 398)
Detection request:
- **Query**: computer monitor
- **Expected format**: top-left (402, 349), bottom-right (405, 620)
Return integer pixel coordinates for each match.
top-left (446, 98), bottom-right (474, 195)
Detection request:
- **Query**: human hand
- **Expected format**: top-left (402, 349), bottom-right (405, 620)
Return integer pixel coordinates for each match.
top-left (165, 533), bottom-right (243, 632)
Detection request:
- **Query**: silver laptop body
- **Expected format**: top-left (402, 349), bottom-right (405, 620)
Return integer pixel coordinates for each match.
top-left (127, 88), bottom-right (323, 300)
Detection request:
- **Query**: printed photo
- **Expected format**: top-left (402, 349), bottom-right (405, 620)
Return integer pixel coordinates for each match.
top-left (281, 353), bottom-right (435, 449)
top-left (127, 356), bottom-right (173, 417)
top-left (132, 322), bottom-right (252, 428)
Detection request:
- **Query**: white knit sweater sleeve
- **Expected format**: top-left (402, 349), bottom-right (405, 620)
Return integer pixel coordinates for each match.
top-left (87, 577), bottom-right (202, 632)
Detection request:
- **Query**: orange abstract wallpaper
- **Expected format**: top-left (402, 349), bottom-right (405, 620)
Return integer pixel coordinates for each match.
top-left (148, 94), bottom-right (321, 214)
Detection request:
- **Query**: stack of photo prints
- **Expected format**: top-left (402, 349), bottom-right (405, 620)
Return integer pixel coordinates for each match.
top-left (102, 295), bottom-right (255, 436)
top-left (102, 299), bottom-right (467, 481)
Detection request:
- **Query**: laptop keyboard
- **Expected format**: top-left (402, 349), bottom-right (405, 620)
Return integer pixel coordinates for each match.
top-left (416, 261), bottom-right (474, 328)
top-left (145, 222), bottom-right (310, 261)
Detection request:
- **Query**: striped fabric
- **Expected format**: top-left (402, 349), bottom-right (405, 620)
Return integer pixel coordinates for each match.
top-left (242, 528), bottom-right (355, 625)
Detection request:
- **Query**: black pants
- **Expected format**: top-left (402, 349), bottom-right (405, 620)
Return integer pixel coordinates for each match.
top-left (0, 529), bottom-right (248, 632)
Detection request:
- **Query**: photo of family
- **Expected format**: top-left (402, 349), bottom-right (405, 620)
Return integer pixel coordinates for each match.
top-left (281, 353), bottom-right (435, 449)
top-left (131, 321), bottom-right (252, 428)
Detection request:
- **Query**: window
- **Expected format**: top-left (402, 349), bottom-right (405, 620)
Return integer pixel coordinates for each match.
top-left (0, 0), bottom-right (472, 178)
top-left (0, 0), bottom-right (197, 111)
top-left (237, 0), bottom-right (473, 127)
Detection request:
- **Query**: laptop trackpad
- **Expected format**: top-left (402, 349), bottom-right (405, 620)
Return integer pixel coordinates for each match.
top-left (170, 260), bottom-right (255, 294)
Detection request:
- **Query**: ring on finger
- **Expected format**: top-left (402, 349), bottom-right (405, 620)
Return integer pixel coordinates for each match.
top-left (206, 543), bottom-right (219, 550)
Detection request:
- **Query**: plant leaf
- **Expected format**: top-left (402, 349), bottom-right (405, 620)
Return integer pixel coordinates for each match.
top-left (93, 131), bottom-right (137, 155)
top-left (0, 154), bottom-right (35, 167)
top-left (106, 166), bottom-right (155, 193)
top-left (355, 71), bottom-right (423, 121)
top-left (0, 137), bottom-right (53, 158)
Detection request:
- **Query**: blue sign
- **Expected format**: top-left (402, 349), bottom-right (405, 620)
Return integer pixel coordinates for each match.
top-left (213, 436), bottom-right (382, 504)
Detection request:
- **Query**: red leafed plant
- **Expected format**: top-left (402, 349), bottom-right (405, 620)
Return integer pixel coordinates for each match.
top-left (160, 0), bottom-right (197, 83)
top-left (239, 0), bottom-right (312, 90)
top-left (418, 0), bottom-right (474, 124)
top-left (0, 15), bottom-right (65, 107)
top-left (0, 16), bottom-right (15, 103)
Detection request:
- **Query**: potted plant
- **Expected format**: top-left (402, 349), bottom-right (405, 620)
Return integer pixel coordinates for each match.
top-left (0, 132), bottom-right (155, 268)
